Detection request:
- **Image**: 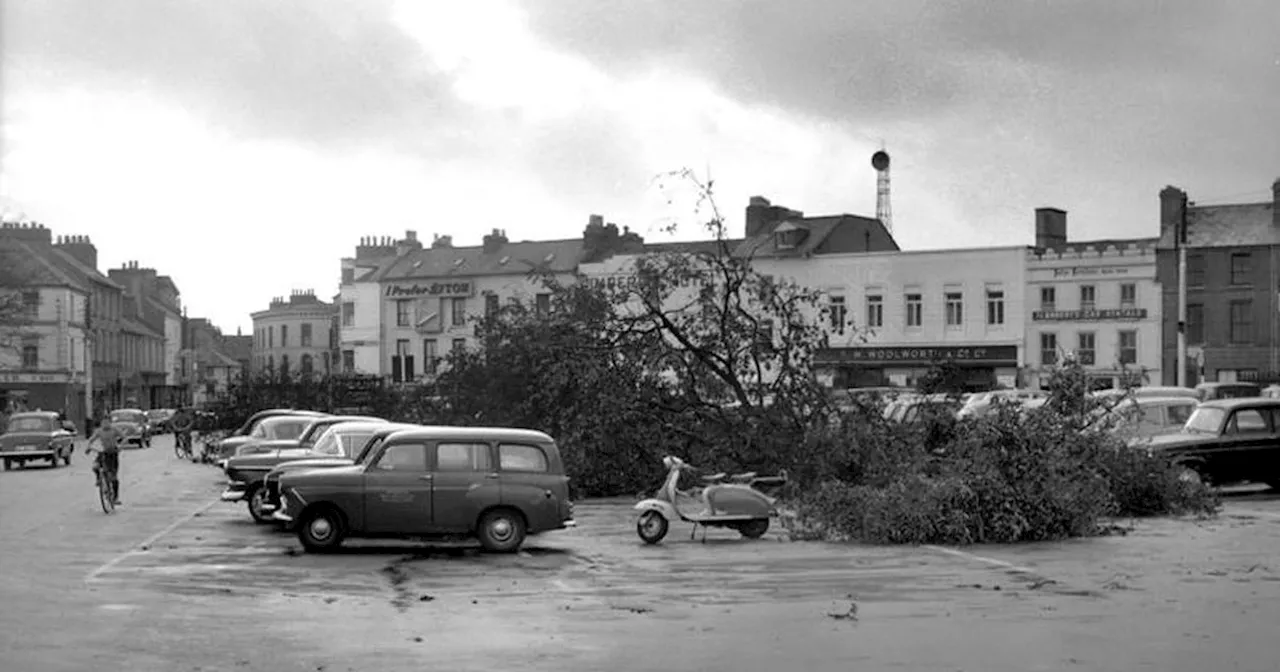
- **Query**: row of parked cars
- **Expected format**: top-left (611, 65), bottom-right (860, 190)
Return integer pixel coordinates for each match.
top-left (869, 381), bottom-right (1280, 490)
top-left (209, 410), bottom-right (576, 554)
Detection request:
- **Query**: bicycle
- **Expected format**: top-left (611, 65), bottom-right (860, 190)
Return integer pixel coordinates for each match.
top-left (86, 445), bottom-right (117, 514)
top-left (174, 431), bottom-right (194, 461)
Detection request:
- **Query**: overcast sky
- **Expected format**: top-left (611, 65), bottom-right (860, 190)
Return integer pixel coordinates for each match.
top-left (2, 0), bottom-right (1277, 334)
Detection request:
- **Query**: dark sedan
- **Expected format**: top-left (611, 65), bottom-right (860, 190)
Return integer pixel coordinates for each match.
top-left (1144, 397), bottom-right (1280, 489)
top-left (1, 412), bottom-right (77, 470)
top-left (108, 409), bottom-right (151, 448)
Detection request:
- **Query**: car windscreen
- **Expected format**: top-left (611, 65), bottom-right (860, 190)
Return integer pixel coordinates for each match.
top-left (1184, 407), bottom-right (1225, 434)
top-left (110, 411), bottom-right (144, 424)
top-left (356, 435), bottom-right (387, 464)
top-left (265, 420), bottom-right (310, 440)
top-left (311, 430), bottom-right (342, 456)
top-left (7, 417), bottom-right (52, 433)
top-left (299, 421), bottom-right (336, 444)
top-left (341, 432), bottom-right (377, 458)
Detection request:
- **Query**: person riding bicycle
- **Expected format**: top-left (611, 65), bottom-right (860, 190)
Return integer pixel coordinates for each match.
top-left (86, 417), bottom-right (122, 505)
top-left (170, 406), bottom-right (196, 452)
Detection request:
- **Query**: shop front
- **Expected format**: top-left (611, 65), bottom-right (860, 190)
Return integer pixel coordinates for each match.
top-left (0, 371), bottom-right (88, 430)
top-left (815, 344), bottom-right (1022, 392)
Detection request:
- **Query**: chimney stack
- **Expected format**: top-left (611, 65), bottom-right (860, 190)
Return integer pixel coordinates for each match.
top-left (482, 228), bottom-right (508, 254)
top-left (744, 196), bottom-right (803, 238)
top-left (1272, 177), bottom-right (1279, 227)
top-left (1160, 185), bottom-right (1189, 246)
top-left (54, 234), bottom-right (98, 270)
top-left (1034, 208), bottom-right (1068, 249)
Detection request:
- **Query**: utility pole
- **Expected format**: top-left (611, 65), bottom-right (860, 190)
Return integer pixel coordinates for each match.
top-left (1176, 193), bottom-right (1189, 387)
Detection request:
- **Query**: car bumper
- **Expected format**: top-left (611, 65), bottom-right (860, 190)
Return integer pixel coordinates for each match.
top-left (561, 519), bottom-right (577, 529)
top-left (220, 481), bottom-right (248, 502)
top-left (272, 509), bottom-right (295, 528)
top-left (216, 459), bottom-right (228, 469)
top-left (1, 449), bottom-right (56, 459)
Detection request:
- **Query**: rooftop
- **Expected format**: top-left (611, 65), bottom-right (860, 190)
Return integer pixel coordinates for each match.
top-left (1183, 201), bottom-right (1277, 248)
top-left (375, 238), bottom-right (585, 282)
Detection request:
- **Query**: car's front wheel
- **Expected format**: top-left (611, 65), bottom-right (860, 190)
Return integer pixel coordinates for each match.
top-left (247, 487), bottom-right (273, 524)
top-left (476, 508), bottom-right (526, 553)
top-left (298, 507), bottom-right (345, 553)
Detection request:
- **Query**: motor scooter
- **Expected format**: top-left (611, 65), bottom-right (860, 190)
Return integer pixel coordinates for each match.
top-left (634, 456), bottom-right (787, 544)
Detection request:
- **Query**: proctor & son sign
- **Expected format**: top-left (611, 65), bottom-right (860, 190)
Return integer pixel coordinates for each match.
top-left (384, 282), bottom-right (474, 299)
top-left (1033, 308), bottom-right (1147, 321)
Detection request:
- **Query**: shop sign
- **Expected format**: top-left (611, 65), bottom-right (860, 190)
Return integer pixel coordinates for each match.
top-left (816, 345), bottom-right (1018, 365)
top-left (1033, 308), bottom-right (1147, 321)
top-left (1052, 266), bottom-right (1133, 278)
top-left (384, 281), bottom-right (474, 299)
top-left (0, 372), bottom-right (72, 384)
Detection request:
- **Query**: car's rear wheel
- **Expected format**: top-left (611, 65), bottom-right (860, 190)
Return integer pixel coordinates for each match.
top-left (298, 507), bottom-right (345, 553)
top-left (247, 487), bottom-right (273, 524)
top-left (477, 508), bottom-right (526, 553)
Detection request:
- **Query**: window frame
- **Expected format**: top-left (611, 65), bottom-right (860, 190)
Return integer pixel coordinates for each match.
top-left (372, 442), bottom-right (429, 472)
top-left (1118, 330), bottom-right (1138, 365)
top-left (865, 294), bottom-right (883, 328)
top-left (498, 443), bottom-right (550, 473)
top-left (944, 292), bottom-right (963, 327)
top-left (985, 289), bottom-right (1005, 326)
top-left (433, 441), bottom-right (494, 472)
top-left (904, 293), bottom-right (923, 328)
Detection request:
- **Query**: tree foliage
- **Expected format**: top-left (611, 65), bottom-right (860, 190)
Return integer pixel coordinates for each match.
top-left (0, 243), bottom-right (36, 357)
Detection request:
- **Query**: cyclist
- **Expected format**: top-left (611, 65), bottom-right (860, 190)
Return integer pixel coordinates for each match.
top-left (171, 406), bottom-right (196, 455)
top-left (86, 417), bottom-right (122, 505)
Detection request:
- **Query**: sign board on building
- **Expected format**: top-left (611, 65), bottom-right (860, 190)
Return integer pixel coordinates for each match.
top-left (815, 345), bottom-right (1019, 365)
top-left (1033, 308), bottom-right (1148, 321)
top-left (1051, 266), bottom-right (1133, 278)
top-left (0, 372), bottom-right (72, 384)
top-left (384, 282), bottom-right (474, 299)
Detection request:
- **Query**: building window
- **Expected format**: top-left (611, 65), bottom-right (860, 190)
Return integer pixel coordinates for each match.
top-left (905, 293), bottom-right (922, 328)
top-left (1231, 253), bottom-right (1252, 285)
top-left (829, 295), bottom-right (847, 334)
top-left (268, 326), bottom-right (274, 348)
top-left (21, 291), bottom-right (39, 319)
top-left (450, 297), bottom-right (467, 326)
top-left (1076, 332), bottom-right (1096, 365)
top-left (341, 350), bottom-right (354, 372)
top-left (452, 338), bottom-right (467, 353)
top-left (396, 300), bottom-right (412, 327)
top-left (1080, 285), bottom-right (1096, 311)
top-left (21, 339), bottom-right (38, 369)
top-left (300, 354), bottom-right (314, 375)
top-left (1187, 253), bottom-right (1205, 287)
top-left (267, 355), bottom-right (274, 371)
top-left (399, 339), bottom-right (414, 380)
top-left (1118, 330), bottom-right (1138, 365)
top-left (1040, 332), bottom-right (1057, 366)
top-left (301, 323), bottom-right (313, 347)
top-left (423, 339), bottom-right (438, 375)
top-left (944, 292), bottom-right (963, 327)
top-left (866, 294), bottom-right (883, 328)
top-left (280, 325), bottom-right (289, 348)
top-left (485, 294), bottom-right (500, 317)
top-left (341, 302), bottom-right (355, 327)
top-left (1230, 300), bottom-right (1253, 343)
top-left (1119, 283), bottom-right (1136, 308)
top-left (535, 293), bottom-right (551, 317)
top-left (1187, 303), bottom-right (1204, 344)
top-left (322, 352), bottom-right (330, 374)
top-left (280, 354), bottom-right (290, 376)
top-left (1040, 286), bottom-right (1056, 311)
top-left (986, 289), bottom-right (1005, 325)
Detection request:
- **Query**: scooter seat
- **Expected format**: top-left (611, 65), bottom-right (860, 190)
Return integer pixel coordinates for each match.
top-left (729, 471), bottom-right (757, 481)
top-left (701, 472), bottom-right (727, 483)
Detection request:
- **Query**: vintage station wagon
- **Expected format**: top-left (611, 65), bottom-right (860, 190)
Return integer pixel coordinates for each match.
top-left (274, 426), bottom-right (576, 553)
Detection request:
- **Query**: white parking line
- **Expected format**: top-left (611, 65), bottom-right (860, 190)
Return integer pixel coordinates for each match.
top-left (921, 544), bottom-right (1039, 575)
top-left (84, 499), bottom-right (219, 583)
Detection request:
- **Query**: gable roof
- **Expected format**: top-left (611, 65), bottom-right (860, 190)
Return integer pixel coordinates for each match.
top-left (45, 246), bottom-right (124, 290)
top-left (1183, 201), bottom-right (1277, 248)
top-left (0, 240), bottom-right (86, 291)
top-left (732, 214), bottom-right (897, 258)
top-left (374, 238), bottom-right (586, 282)
top-left (121, 316), bottom-right (164, 339)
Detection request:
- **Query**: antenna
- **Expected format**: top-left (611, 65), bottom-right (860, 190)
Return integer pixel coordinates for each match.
top-left (871, 148), bottom-right (892, 235)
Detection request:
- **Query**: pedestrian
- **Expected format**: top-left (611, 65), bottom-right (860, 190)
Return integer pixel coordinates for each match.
top-left (86, 417), bottom-right (123, 506)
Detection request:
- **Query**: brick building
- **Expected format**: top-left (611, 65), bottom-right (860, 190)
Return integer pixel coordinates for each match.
top-left (1157, 179), bottom-right (1280, 384)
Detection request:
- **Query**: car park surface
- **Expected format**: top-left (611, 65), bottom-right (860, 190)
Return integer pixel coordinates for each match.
top-left (3, 433), bottom-right (1280, 671)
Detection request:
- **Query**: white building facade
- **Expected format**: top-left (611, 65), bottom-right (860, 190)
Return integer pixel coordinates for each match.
top-left (1024, 239), bottom-right (1162, 390)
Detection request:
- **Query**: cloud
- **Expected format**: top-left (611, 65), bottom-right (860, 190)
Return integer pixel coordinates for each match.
top-left (1, 0), bottom-right (456, 147)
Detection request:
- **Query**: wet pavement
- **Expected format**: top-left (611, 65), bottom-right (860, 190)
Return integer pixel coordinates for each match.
top-left (2, 435), bottom-right (1280, 671)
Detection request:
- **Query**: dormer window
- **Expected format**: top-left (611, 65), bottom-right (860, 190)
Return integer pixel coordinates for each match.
top-left (773, 221), bottom-right (807, 250)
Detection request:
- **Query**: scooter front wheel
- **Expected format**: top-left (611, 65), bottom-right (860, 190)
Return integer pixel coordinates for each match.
top-left (636, 511), bottom-right (669, 545)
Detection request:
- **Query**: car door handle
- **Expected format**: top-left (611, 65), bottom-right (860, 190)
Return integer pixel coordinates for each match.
top-left (418, 474), bottom-right (433, 482)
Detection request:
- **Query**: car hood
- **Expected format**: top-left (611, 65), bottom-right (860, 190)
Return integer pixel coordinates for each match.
top-left (280, 464), bottom-right (365, 486)
top-left (268, 457), bottom-right (354, 477)
top-left (0, 432), bottom-right (56, 447)
top-left (1137, 432), bottom-right (1218, 451)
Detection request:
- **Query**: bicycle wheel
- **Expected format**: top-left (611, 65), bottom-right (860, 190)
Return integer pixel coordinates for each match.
top-left (174, 438), bottom-right (184, 459)
top-left (98, 471), bottom-right (115, 514)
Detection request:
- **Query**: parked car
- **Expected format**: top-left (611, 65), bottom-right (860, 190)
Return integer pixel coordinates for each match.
top-left (108, 409), bottom-right (151, 448)
top-left (146, 408), bottom-right (174, 433)
top-left (260, 422), bottom-right (422, 519)
top-left (208, 409), bottom-right (329, 465)
top-left (957, 389), bottom-right (1045, 418)
top-left (221, 420), bottom-right (391, 523)
top-left (1092, 386), bottom-right (1201, 402)
top-left (0, 411), bottom-right (77, 470)
top-left (232, 414), bottom-right (384, 459)
top-left (1101, 396), bottom-right (1200, 444)
top-left (274, 426), bottom-right (576, 553)
top-left (1262, 385), bottom-right (1280, 399)
top-left (1144, 398), bottom-right (1280, 488)
top-left (1194, 382), bottom-right (1261, 401)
